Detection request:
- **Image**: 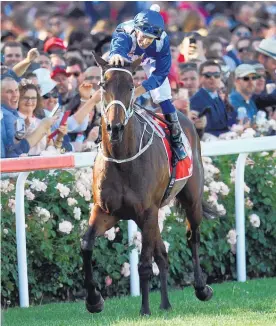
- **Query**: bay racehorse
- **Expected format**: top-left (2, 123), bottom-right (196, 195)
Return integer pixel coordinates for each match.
top-left (81, 52), bottom-right (214, 316)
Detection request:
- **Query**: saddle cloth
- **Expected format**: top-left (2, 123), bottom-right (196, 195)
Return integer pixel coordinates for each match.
top-left (134, 108), bottom-right (193, 181)
top-left (154, 117), bottom-right (193, 181)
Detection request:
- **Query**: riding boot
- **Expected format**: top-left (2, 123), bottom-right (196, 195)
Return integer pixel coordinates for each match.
top-left (164, 112), bottom-right (187, 161)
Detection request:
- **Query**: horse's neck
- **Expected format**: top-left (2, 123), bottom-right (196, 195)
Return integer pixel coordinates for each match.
top-left (102, 116), bottom-right (144, 160)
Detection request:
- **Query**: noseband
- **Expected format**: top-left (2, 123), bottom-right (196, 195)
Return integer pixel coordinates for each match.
top-left (100, 68), bottom-right (135, 126)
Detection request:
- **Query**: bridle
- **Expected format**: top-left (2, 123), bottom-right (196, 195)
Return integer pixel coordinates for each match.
top-left (98, 67), bottom-right (159, 164)
top-left (100, 67), bottom-right (135, 127)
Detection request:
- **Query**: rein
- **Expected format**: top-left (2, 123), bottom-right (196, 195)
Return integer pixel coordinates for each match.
top-left (98, 67), bottom-right (168, 164)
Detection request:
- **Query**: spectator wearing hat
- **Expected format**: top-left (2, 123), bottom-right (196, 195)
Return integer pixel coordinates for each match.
top-left (1, 30), bottom-right (17, 44)
top-left (44, 37), bottom-right (67, 55)
top-left (229, 64), bottom-right (258, 121)
top-left (33, 68), bottom-right (57, 112)
top-left (255, 38), bottom-right (276, 83)
top-left (190, 60), bottom-right (231, 137)
top-left (50, 66), bottom-right (75, 109)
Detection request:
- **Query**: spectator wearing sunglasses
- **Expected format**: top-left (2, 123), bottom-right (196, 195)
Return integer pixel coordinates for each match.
top-left (236, 38), bottom-right (254, 63)
top-left (190, 60), bottom-right (231, 137)
top-left (228, 24), bottom-right (252, 66)
top-left (42, 88), bottom-right (59, 116)
top-left (251, 63), bottom-right (276, 115)
top-left (229, 64), bottom-right (258, 122)
top-left (66, 57), bottom-right (85, 88)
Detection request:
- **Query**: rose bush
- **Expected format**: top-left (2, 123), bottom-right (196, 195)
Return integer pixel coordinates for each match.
top-left (1, 152), bottom-right (275, 306)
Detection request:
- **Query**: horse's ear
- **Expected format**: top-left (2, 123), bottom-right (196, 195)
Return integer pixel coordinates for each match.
top-left (92, 51), bottom-right (108, 68)
top-left (131, 54), bottom-right (144, 72)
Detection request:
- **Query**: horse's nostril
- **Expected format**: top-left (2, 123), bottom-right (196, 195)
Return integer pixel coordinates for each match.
top-left (107, 124), bottom-right (112, 132)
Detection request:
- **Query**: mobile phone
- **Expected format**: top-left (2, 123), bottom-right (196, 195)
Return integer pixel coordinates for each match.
top-left (15, 118), bottom-right (26, 139)
top-left (198, 107), bottom-right (211, 118)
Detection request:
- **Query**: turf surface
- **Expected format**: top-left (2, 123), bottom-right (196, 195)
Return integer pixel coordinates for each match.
top-left (3, 278), bottom-right (276, 326)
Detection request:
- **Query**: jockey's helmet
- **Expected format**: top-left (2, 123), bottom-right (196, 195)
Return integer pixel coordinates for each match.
top-left (134, 4), bottom-right (164, 39)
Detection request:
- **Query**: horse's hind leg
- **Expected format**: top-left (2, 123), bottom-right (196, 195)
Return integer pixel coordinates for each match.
top-left (81, 204), bottom-right (119, 314)
top-left (153, 230), bottom-right (172, 311)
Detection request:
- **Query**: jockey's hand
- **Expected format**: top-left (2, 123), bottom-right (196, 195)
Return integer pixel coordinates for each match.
top-left (109, 54), bottom-right (126, 66)
top-left (134, 86), bottom-right (146, 100)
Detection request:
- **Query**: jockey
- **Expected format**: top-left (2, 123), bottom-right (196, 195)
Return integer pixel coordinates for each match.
top-left (109, 4), bottom-right (186, 160)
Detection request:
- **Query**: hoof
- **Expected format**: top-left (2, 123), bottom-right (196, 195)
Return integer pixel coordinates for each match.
top-left (140, 308), bottom-right (151, 316)
top-left (85, 295), bottom-right (104, 314)
top-left (160, 303), bottom-right (172, 311)
top-left (195, 285), bottom-right (213, 301)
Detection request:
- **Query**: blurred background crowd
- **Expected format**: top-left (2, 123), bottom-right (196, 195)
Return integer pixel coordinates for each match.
top-left (1, 1), bottom-right (276, 159)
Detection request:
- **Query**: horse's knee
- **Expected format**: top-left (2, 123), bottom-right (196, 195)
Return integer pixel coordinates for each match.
top-left (81, 225), bottom-right (96, 251)
top-left (138, 262), bottom-right (153, 280)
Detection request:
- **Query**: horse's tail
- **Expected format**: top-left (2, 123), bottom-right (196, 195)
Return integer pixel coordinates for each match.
top-left (174, 199), bottom-right (217, 220)
top-left (202, 200), bottom-right (217, 220)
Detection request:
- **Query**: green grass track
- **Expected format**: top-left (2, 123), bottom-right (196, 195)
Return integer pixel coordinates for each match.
top-left (3, 278), bottom-right (276, 326)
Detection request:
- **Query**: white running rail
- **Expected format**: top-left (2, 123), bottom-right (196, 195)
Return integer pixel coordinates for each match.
top-left (1, 136), bottom-right (275, 307)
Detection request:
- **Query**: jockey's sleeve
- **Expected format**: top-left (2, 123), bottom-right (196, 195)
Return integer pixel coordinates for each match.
top-left (109, 32), bottom-right (133, 60)
top-left (142, 37), bottom-right (171, 92)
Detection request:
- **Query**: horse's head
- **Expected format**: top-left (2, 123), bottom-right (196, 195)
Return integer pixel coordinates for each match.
top-left (93, 52), bottom-right (143, 142)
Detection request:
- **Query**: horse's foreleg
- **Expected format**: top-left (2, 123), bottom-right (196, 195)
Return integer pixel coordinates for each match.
top-left (81, 204), bottom-right (119, 314)
top-left (153, 231), bottom-right (172, 311)
top-left (186, 204), bottom-right (213, 301)
top-left (139, 213), bottom-right (158, 316)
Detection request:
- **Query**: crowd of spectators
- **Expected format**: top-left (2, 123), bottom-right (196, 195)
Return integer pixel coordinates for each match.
top-left (1, 1), bottom-right (276, 158)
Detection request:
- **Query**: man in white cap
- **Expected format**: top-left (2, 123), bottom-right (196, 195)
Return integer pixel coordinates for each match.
top-left (255, 38), bottom-right (276, 83)
top-left (229, 64), bottom-right (258, 121)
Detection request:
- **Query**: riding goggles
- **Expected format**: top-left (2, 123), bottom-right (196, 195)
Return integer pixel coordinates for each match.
top-left (135, 22), bottom-right (163, 39)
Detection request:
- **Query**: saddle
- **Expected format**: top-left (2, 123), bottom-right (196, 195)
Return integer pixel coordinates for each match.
top-left (133, 104), bottom-right (193, 202)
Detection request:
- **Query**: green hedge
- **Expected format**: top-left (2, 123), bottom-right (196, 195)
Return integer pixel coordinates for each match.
top-left (1, 152), bottom-right (275, 306)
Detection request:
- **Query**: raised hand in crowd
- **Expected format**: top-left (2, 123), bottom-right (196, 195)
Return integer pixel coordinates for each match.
top-left (79, 82), bottom-right (95, 101)
top-left (189, 110), bottom-right (207, 130)
top-left (26, 115), bottom-right (59, 148)
top-left (13, 48), bottom-right (40, 77)
top-left (26, 48), bottom-right (40, 63)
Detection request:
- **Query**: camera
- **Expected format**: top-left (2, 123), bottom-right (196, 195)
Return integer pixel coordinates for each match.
top-left (15, 118), bottom-right (26, 140)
